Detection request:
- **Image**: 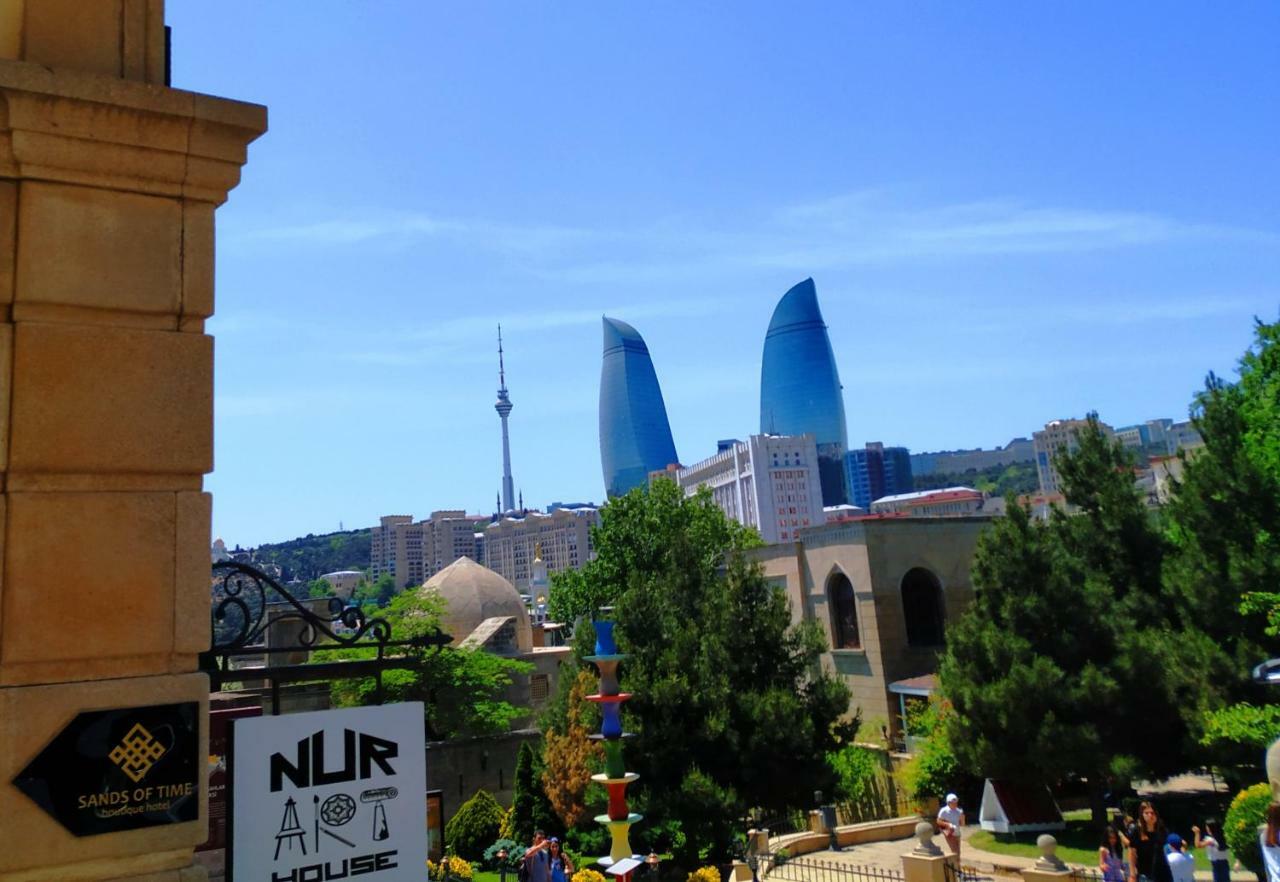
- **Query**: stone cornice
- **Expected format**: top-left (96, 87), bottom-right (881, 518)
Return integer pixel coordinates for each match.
top-left (0, 58), bottom-right (267, 204)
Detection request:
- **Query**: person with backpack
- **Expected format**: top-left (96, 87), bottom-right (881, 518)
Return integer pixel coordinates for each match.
top-left (522, 830), bottom-right (552, 882)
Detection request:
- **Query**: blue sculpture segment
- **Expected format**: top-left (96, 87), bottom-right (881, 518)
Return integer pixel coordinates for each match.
top-left (760, 278), bottom-right (851, 505)
top-left (599, 317), bottom-right (679, 497)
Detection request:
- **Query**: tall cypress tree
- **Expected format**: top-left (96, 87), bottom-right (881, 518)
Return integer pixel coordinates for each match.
top-left (941, 419), bottom-right (1206, 825)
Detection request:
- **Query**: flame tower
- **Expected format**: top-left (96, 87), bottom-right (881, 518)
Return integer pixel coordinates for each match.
top-left (496, 325), bottom-right (516, 513)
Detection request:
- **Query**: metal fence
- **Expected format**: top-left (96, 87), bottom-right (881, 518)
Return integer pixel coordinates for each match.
top-left (942, 860), bottom-right (986, 882)
top-left (757, 854), bottom-right (905, 882)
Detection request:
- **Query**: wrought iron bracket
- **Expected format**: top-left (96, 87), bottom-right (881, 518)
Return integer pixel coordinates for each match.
top-left (201, 561), bottom-right (451, 712)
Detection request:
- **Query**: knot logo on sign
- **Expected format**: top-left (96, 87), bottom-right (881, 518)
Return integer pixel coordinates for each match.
top-left (109, 723), bottom-right (167, 783)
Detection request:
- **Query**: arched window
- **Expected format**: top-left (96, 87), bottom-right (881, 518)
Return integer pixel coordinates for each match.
top-left (828, 571), bottom-right (860, 649)
top-left (901, 567), bottom-right (945, 647)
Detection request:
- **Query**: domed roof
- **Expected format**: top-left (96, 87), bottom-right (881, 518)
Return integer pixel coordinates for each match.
top-left (420, 556), bottom-right (532, 653)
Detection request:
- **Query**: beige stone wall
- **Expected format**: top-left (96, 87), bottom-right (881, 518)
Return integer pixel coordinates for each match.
top-left (758, 518), bottom-right (988, 736)
top-left (0, 5), bottom-right (265, 880)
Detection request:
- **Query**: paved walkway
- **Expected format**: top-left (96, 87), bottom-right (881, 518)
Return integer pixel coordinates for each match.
top-left (796, 834), bottom-right (1255, 882)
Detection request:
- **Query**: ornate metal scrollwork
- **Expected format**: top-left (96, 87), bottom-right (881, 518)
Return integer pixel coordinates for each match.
top-left (210, 561), bottom-right (394, 654)
top-left (202, 561), bottom-right (451, 710)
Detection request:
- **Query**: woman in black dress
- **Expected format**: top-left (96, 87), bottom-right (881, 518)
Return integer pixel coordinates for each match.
top-left (1128, 802), bottom-right (1172, 882)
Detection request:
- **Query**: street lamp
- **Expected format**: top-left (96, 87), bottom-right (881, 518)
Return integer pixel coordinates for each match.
top-left (645, 852), bottom-right (660, 880)
top-left (1254, 658), bottom-right (1280, 685)
top-left (497, 848), bottom-right (509, 882)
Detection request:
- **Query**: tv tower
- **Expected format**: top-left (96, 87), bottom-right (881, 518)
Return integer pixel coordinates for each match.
top-left (496, 325), bottom-right (516, 513)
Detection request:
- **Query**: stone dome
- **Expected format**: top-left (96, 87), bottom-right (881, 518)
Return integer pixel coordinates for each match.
top-left (420, 556), bottom-right (532, 653)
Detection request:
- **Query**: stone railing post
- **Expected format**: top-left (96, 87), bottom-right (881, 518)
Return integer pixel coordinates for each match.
top-left (901, 821), bottom-right (956, 882)
top-left (0, 3), bottom-right (265, 881)
top-left (1020, 835), bottom-right (1073, 882)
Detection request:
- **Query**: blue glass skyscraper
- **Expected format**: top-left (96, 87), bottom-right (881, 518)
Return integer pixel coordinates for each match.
top-left (760, 278), bottom-right (851, 505)
top-left (599, 317), bottom-right (679, 497)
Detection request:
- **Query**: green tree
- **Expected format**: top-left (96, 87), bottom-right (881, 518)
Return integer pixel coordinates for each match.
top-left (1200, 704), bottom-right (1280, 787)
top-left (352, 572), bottom-right (398, 610)
top-left (941, 419), bottom-right (1205, 825)
top-left (324, 589), bottom-right (531, 739)
top-left (1164, 321), bottom-right (1280, 676)
top-left (548, 481), bottom-right (852, 865)
top-left (445, 789), bottom-right (505, 860)
top-left (510, 741), bottom-right (557, 841)
top-left (307, 577), bottom-right (333, 599)
top-left (1161, 320), bottom-right (1280, 777)
top-left (548, 479), bottom-right (761, 624)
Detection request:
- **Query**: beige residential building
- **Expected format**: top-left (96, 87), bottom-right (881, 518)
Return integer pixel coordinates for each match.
top-left (1033, 418), bottom-right (1115, 495)
top-left (484, 507), bottom-right (599, 591)
top-left (755, 517), bottom-right (986, 742)
top-left (370, 511), bottom-right (485, 588)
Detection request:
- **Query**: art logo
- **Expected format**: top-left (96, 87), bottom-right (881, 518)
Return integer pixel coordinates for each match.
top-left (109, 723), bottom-right (168, 783)
top-left (232, 704), bottom-right (426, 881)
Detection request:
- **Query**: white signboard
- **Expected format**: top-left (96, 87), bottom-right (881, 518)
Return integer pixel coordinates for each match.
top-left (231, 703), bottom-right (426, 882)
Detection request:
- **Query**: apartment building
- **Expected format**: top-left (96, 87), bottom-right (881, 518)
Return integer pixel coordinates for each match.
top-left (675, 434), bottom-right (825, 544)
top-left (369, 510), bottom-right (485, 589)
top-left (483, 507), bottom-right (599, 591)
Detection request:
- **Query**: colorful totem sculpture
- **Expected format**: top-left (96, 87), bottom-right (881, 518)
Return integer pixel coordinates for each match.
top-left (584, 609), bottom-right (642, 866)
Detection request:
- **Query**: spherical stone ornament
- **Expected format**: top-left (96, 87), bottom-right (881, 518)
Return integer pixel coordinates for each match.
top-left (1035, 834), bottom-right (1066, 871)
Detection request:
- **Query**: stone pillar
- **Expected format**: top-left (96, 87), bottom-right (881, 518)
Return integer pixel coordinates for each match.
top-left (0, 3), bottom-right (265, 881)
top-left (901, 821), bottom-right (956, 882)
top-left (1021, 835), bottom-right (1072, 882)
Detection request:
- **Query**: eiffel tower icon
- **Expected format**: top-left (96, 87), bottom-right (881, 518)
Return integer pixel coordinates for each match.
top-left (275, 797), bottom-right (308, 860)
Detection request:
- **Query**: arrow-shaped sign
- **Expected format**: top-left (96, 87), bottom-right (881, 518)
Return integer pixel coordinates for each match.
top-left (12, 702), bottom-right (200, 837)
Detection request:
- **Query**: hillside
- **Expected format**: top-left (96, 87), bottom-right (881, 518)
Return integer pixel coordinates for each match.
top-left (249, 528), bottom-right (372, 582)
top-left (913, 460), bottom-right (1040, 498)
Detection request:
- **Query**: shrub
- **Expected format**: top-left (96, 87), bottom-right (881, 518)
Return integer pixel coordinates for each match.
top-left (688, 867), bottom-right (720, 882)
top-left (1226, 783), bottom-right (1271, 880)
top-left (774, 848), bottom-right (791, 866)
top-left (429, 855), bottom-right (476, 882)
top-left (484, 839), bottom-right (523, 871)
top-left (572, 870), bottom-right (607, 882)
top-left (446, 790), bottom-right (506, 861)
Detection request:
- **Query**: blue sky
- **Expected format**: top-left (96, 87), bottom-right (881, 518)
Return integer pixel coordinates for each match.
top-left (168, 2), bottom-right (1280, 546)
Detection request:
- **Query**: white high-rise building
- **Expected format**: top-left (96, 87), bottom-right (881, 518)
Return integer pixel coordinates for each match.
top-left (675, 434), bottom-right (825, 544)
top-left (1032, 418), bottom-right (1116, 495)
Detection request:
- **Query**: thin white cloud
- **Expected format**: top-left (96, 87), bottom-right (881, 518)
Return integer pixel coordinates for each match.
top-left (220, 191), bottom-right (1279, 288)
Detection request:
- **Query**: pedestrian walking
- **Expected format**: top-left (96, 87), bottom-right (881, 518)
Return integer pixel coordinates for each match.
top-left (937, 793), bottom-right (964, 857)
top-left (1165, 835), bottom-right (1194, 882)
top-left (1192, 819), bottom-right (1231, 882)
top-left (1127, 801), bottom-right (1172, 882)
top-left (1100, 827), bottom-right (1129, 882)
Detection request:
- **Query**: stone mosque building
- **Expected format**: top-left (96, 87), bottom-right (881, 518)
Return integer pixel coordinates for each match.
top-left (421, 555), bottom-right (571, 718)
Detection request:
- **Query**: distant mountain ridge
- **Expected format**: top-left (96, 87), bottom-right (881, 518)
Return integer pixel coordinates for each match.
top-left (245, 528), bottom-right (372, 583)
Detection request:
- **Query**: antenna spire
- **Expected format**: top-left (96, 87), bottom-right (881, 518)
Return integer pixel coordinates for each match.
top-left (498, 323), bottom-right (507, 391)
top-left (495, 324), bottom-right (515, 512)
